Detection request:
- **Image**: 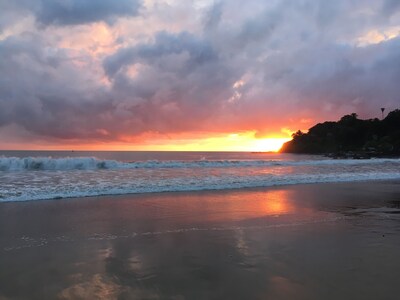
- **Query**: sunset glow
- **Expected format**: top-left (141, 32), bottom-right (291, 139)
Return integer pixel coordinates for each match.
top-left (0, 131), bottom-right (291, 152)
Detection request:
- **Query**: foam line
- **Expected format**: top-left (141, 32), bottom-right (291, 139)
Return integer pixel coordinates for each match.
top-left (1, 156), bottom-right (399, 171)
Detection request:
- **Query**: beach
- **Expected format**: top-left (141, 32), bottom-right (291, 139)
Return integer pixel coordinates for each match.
top-left (1, 181), bottom-right (400, 299)
top-left (2, 0), bottom-right (400, 298)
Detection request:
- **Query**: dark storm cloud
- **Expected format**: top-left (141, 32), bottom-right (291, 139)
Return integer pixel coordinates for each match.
top-left (266, 37), bottom-right (400, 116)
top-left (209, 0), bottom-right (400, 121)
top-left (104, 31), bottom-right (219, 77)
top-left (0, 0), bottom-right (142, 28)
top-left (203, 1), bottom-right (223, 31)
top-left (382, 0), bottom-right (400, 16)
top-left (0, 30), bottom-right (233, 140)
top-left (36, 0), bottom-right (142, 26)
top-left (1, 0), bottom-right (400, 143)
top-left (103, 30), bottom-right (237, 134)
top-left (0, 33), bottom-right (112, 139)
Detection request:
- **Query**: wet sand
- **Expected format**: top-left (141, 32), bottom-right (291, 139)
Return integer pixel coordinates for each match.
top-left (1, 181), bottom-right (400, 299)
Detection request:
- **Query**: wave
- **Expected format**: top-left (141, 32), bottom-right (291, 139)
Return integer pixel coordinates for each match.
top-left (0, 156), bottom-right (121, 171)
top-left (1, 156), bottom-right (400, 171)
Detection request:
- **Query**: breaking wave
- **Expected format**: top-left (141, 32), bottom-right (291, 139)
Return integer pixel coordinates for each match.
top-left (1, 155), bottom-right (400, 202)
top-left (1, 156), bottom-right (400, 172)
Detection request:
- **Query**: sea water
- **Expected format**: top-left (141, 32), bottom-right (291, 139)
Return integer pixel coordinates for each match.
top-left (1, 151), bottom-right (400, 202)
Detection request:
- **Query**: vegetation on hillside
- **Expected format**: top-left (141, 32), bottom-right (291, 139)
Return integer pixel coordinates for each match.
top-left (280, 109), bottom-right (400, 157)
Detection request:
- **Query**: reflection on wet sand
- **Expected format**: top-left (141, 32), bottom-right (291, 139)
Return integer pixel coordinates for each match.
top-left (268, 276), bottom-right (308, 299)
top-left (262, 190), bottom-right (294, 215)
top-left (58, 274), bottom-right (120, 300)
top-left (1, 182), bottom-right (400, 299)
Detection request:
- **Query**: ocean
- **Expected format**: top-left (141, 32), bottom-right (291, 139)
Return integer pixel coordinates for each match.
top-left (2, 152), bottom-right (400, 299)
top-left (1, 151), bottom-right (400, 202)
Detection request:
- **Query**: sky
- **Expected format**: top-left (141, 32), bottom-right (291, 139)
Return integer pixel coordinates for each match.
top-left (0, 0), bottom-right (399, 151)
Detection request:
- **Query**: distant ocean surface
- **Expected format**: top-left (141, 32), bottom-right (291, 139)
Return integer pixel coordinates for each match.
top-left (1, 151), bottom-right (400, 202)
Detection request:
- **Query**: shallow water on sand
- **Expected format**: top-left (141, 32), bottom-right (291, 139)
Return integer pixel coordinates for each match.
top-left (1, 181), bottom-right (400, 299)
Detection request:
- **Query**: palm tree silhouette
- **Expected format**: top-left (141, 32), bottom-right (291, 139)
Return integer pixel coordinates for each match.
top-left (381, 108), bottom-right (385, 119)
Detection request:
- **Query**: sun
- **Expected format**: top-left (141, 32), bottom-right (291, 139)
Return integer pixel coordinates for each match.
top-left (251, 137), bottom-right (291, 152)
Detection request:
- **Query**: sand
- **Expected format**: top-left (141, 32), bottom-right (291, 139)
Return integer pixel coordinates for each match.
top-left (1, 181), bottom-right (400, 299)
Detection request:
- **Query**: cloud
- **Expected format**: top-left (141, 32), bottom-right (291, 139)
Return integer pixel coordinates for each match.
top-left (382, 0), bottom-right (400, 16)
top-left (103, 30), bottom-right (236, 134)
top-left (1, 0), bottom-right (400, 145)
top-left (0, 0), bottom-right (142, 29)
top-left (203, 1), bottom-right (224, 31)
top-left (36, 0), bottom-right (142, 26)
top-left (0, 1), bottom-right (35, 32)
top-left (0, 33), bottom-right (111, 139)
top-left (104, 31), bottom-right (219, 77)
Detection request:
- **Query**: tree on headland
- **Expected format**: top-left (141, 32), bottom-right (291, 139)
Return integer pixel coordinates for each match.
top-left (280, 109), bottom-right (400, 156)
top-left (292, 130), bottom-right (304, 138)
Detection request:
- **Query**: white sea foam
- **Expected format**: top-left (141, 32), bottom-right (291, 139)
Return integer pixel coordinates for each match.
top-left (1, 155), bottom-right (400, 202)
top-left (1, 156), bottom-right (399, 172)
top-left (0, 156), bottom-right (120, 171)
top-left (1, 170), bottom-right (400, 202)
